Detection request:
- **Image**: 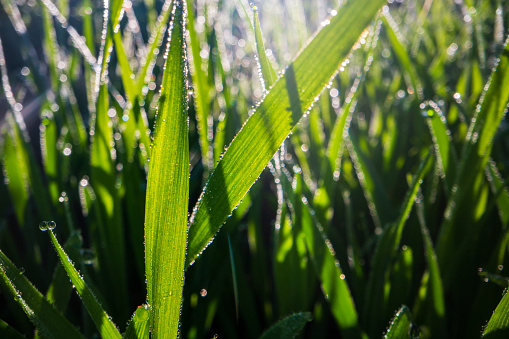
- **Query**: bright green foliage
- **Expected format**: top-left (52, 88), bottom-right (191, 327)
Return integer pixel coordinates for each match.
top-left (1, 0), bottom-right (509, 337)
top-left (144, 1), bottom-right (189, 337)
top-left (482, 289), bottom-right (509, 338)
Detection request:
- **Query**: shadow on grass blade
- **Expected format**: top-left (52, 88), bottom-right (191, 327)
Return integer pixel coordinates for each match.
top-left (186, 0), bottom-right (387, 268)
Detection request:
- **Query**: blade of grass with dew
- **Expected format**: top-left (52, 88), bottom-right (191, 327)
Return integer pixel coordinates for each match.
top-left (45, 231), bottom-right (82, 313)
top-left (482, 289), bottom-right (509, 338)
top-left (383, 305), bottom-right (413, 339)
top-left (258, 312), bottom-right (312, 339)
top-left (486, 159), bottom-right (509, 227)
top-left (44, 225), bottom-right (121, 338)
top-left (364, 152), bottom-right (432, 337)
top-left (144, 1), bottom-right (189, 337)
top-left (436, 36), bottom-right (509, 286)
top-left (186, 0), bottom-right (387, 267)
top-left (301, 196), bottom-right (364, 338)
top-left (422, 100), bottom-right (457, 193)
top-left (124, 305), bottom-right (150, 339)
top-left (0, 250), bottom-right (85, 338)
top-left (252, 5), bottom-right (277, 89)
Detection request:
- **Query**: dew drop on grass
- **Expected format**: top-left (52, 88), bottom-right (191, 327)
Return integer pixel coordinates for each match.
top-left (39, 221), bottom-right (56, 231)
top-left (200, 288), bottom-right (207, 297)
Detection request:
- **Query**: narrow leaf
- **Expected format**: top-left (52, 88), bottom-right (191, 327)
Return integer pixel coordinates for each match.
top-left (482, 289), bottom-right (509, 338)
top-left (144, 1), bottom-right (189, 337)
top-left (124, 306), bottom-right (150, 339)
top-left (383, 306), bottom-right (414, 339)
top-left (45, 227), bottom-right (121, 338)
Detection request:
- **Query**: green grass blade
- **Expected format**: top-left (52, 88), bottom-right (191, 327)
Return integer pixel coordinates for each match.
top-left (482, 289), bottom-right (509, 338)
top-left (186, 0), bottom-right (387, 267)
top-left (124, 306), bottom-right (150, 339)
top-left (144, 1), bottom-right (189, 337)
top-left (253, 7), bottom-right (278, 88)
top-left (186, 0), bottom-right (211, 173)
top-left (258, 312), bottom-right (312, 339)
top-left (422, 101), bottom-right (456, 192)
top-left (383, 305), bottom-right (413, 339)
top-left (364, 153), bottom-right (432, 337)
top-left (45, 226), bottom-right (121, 338)
top-left (0, 250), bottom-right (85, 338)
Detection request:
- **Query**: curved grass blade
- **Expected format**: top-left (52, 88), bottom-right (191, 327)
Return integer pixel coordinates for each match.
top-left (144, 1), bottom-right (189, 337)
top-left (482, 289), bottom-right (509, 338)
top-left (253, 6), bottom-right (278, 89)
top-left (383, 305), bottom-right (414, 339)
top-left (45, 227), bottom-right (121, 338)
top-left (364, 153), bottom-right (432, 337)
top-left (186, 0), bottom-right (387, 267)
top-left (124, 306), bottom-right (150, 339)
top-left (421, 100), bottom-right (456, 192)
top-left (0, 250), bottom-right (85, 338)
top-left (258, 312), bottom-right (312, 339)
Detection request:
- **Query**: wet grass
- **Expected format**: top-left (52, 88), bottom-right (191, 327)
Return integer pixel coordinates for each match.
top-left (0, 0), bottom-right (509, 338)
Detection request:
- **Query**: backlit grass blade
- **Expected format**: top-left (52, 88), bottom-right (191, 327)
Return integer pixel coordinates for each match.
top-left (186, 0), bottom-right (387, 267)
top-left (482, 289), bottom-right (509, 338)
top-left (0, 250), bottom-right (85, 338)
top-left (186, 0), bottom-right (212, 173)
top-left (144, 1), bottom-right (189, 337)
top-left (45, 226), bottom-right (121, 338)
top-left (422, 100), bottom-right (457, 192)
top-left (258, 312), bottom-right (312, 339)
top-left (364, 153), bottom-right (432, 337)
top-left (124, 306), bottom-right (150, 339)
top-left (253, 6), bottom-right (278, 89)
top-left (383, 305), bottom-right (413, 339)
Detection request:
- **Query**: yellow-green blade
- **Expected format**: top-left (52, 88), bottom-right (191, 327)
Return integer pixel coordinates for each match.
top-left (144, 1), bottom-right (189, 337)
top-left (187, 0), bottom-right (387, 267)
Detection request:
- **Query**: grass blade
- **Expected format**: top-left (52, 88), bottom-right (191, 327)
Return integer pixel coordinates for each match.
top-left (258, 312), bottom-right (312, 339)
top-left (144, 1), bottom-right (189, 337)
top-left (383, 305), bottom-right (414, 339)
top-left (482, 289), bottom-right (509, 338)
top-left (0, 250), bottom-right (85, 338)
top-left (124, 306), bottom-right (150, 339)
top-left (44, 225), bottom-right (121, 338)
top-left (186, 0), bottom-right (387, 267)
top-left (253, 6), bottom-right (278, 88)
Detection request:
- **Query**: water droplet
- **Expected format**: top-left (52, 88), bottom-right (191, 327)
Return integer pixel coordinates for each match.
top-left (200, 288), bottom-right (207, 297)
top-left (47, 221), bottom-right (56, 230)
top-left (39, 221), bottom-right (48, 231)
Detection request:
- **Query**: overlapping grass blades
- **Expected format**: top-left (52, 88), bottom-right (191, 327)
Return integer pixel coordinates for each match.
top-left (186, 0), bottom-right (387, 267)
top-left (144, 0), bottom-right (189, 337)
